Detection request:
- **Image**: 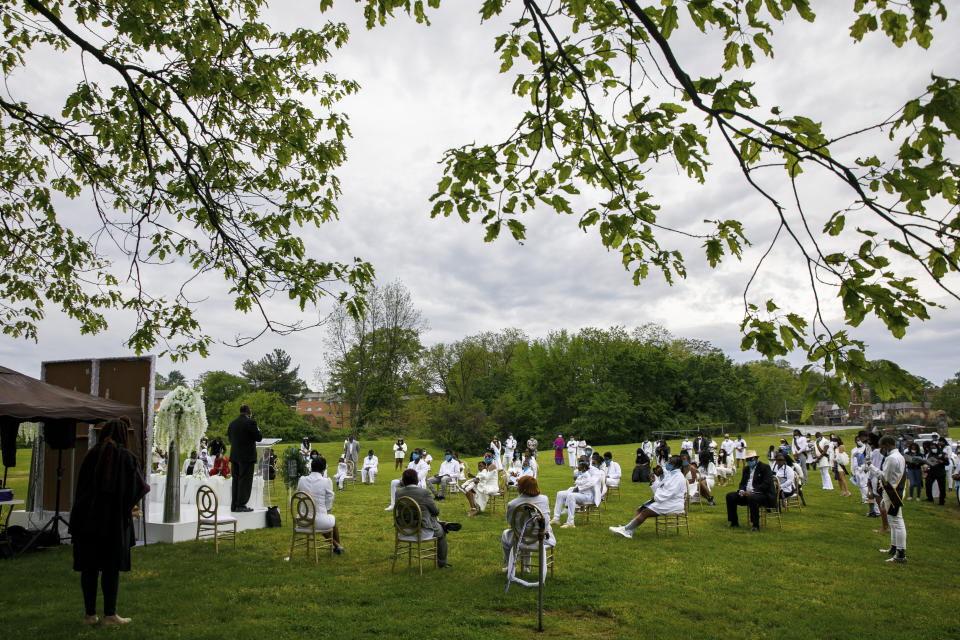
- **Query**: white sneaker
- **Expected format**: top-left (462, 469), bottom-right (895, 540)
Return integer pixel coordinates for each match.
top-left (549, 519), bottom-right (561, 526)
top-left (561, 522), bottom-right (576, 529)
top-left (609, 526), bottom-right (633, 539)
top-left (384, 505), bottom-right (394, 511)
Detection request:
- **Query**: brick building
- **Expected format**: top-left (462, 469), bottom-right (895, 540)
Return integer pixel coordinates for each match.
top-left (296, 392), bottom-right (349, 429)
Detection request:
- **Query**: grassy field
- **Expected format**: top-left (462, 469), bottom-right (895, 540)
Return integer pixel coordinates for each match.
top-left (1, 429), bottom-right (959, 640)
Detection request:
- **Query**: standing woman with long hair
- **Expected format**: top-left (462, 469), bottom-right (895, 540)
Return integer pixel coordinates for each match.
top-left (69, 417), bottom-right (149, 627)
top-left (833, 436), bottom-right (852, 497)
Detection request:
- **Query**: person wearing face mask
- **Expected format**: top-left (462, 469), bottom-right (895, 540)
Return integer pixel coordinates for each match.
top-left (724, 450), bottom-right (776, 531)
top-left (462, 455), bottom-right (499, 516)
top-left (851, 434), bottom-right (869, 503)
top-left (696, 451), bottom-right (717, 506)
top-left (791, 429), bottom-right (809, 484)
top-left (923, 441), bottom-right (948, 505)
top-left (904, 443), bottom-right (924, 500)
top-left (679, 451), bottom-right (700, 503)
top-left (333, 455), bottom-right (349, 491)
top-left (870, 436), bottom-right (907, 563)
top-left (812, 432), bottom-right (834, 491)
top-left (609, 455), bottom-right (686, 538)
top-left (507, 452), bottom-right (524, 486)
top-left (428, 449), bottom-right (461, 500)
top-left (602, 452), bottom-right (622, 490)
top-left (360, 449), bottom-right (379, 484)
top-left (567, 437), bottom-right (578, 468)
top-left (772, 452), bottom-right (796, 509)
top-left (393, 438), bottom-right (407, 471)
top-left (385, 448), bottom-right (427, 511)
top-left (550, 458), bottom-right (601, 529)
top-left (504, 433), bottom-right (517, 464)
top-left (490, 438), bottom-right (503, 469)
top-left (526, 450), bottom-right (540, 479)
top-left (832, 436), bottom-right (851, 496)
top-left (553, 433), bottom-right (565, 466)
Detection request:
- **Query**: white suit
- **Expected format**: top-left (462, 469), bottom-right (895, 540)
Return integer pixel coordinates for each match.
top-left (814, 437), bottom-right (834, 490)
top-left (567, 440), bottom-right (578, 467)
top-left (361, 454), bottom-right (379, 483)
top-left (552, 469), bottom-right (600, 524)
top-left (604, 461), bottom-right (622, 487)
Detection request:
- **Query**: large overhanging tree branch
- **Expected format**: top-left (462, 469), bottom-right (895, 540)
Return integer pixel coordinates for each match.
top-left (0, 0), bottom-right (373, 359)
top-left (371, 0), bottom-right (958, 403)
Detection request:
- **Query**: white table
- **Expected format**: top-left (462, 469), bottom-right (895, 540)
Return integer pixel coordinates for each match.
top-left (148, 474), bottom-right (263, 510)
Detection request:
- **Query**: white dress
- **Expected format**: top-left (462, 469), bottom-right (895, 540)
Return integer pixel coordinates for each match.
top-left (646, 470), bottom-right (686, 514)
top-left (297, 472), bottom-right (336, 530)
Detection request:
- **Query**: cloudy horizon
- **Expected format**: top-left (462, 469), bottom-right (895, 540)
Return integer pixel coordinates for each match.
top-left (1, 3), bottom-right (958, 389)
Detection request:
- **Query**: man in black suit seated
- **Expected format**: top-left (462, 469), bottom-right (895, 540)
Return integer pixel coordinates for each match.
top-left (227, 404), bottom-right (262, 512)
top-left (725, 449), bottom-right (777, 531)
top-left (395, 468), bottom-right (460, 568)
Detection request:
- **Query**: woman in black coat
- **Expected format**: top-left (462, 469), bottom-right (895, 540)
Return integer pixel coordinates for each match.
top-left (69, 417), bottom-right (149, 627)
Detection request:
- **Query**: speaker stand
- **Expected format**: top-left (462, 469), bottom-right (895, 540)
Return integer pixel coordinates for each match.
top-left (16, 448), bottom-right (70, 557)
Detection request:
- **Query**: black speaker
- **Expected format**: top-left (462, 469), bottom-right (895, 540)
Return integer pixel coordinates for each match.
top-left (44, 419), bottom-right (78, 450)
top-left (0, 418), bottom-right (20, 467)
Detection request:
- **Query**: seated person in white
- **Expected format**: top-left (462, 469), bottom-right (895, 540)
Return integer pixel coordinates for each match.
top-left (422, 449), bottom-right (433, 472)
top-left (385, 448), bottom-right (428, 511)
top-left (772, 452), bottom-right (797, 507)
top-left (296, 457), bottom-right (344, 554)
top-left (299, 437), bottom-right (312, 462)
top-left (501, 476), bottom-right (556, 571)
top-left (526, 452), bottom-right (540, 478)
top-left (696, 451), bottom-right (717, 506)
top-left (519, 457), bottom-right (535, 481)
top-left (609, 455), bottom-right (686, 539)
top-left (361, 449), bottom-right (378, 484)
top-left (463, 455), bottom-right (500, 515)
top-left (332, 456), bottom-right (349, 490)
top-left (428, 450), bottom-right (461, 500)
top-left (550, 458), bottom-right (600, 529)
top-left (680, 451), bottom-right (701, 501)
top-left (181, 450), bottom-right (202, 476)
top-left (602, 452), bottom-right (622, 488)
top-left (506, 452), bottom-right (524, 485)
top-left (455, 454), bottom-right (466, 480)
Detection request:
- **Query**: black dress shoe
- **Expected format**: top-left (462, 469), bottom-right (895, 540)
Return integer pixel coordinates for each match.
top-left (726, 523), bottom-right (739, 528)
top-left (750, 526), bottom-right (760, 532)
top-left (438, 562), bottom-right (452, 569)
top-left (443, 522), bottom-right (462, 532)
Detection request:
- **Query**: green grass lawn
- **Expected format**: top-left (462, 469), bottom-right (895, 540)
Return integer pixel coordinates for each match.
top-left (2, 430), bottom-right (959, 639)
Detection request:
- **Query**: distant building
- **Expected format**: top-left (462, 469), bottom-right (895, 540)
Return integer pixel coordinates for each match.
top-left (153, 388), bottom-right (171, 412)
top-left (296, 392), bottom-right (349, 429)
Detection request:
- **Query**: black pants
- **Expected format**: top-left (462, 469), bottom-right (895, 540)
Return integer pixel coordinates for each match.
top-left (926, 474), bottom-right (945, 504)
top-left (726, 491), bottom-right (770, 527)
top-left (232, 460), bottom-right (254, 509)
top-left (81, 569), bottom-right (119, 616)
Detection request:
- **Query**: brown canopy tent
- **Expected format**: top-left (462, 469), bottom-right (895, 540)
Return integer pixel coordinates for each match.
top-left (0, 365), bottom-right (146, 506)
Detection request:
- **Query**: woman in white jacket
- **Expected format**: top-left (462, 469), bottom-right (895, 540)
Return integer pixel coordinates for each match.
top-left (296, 457), bottom-right (344, 554)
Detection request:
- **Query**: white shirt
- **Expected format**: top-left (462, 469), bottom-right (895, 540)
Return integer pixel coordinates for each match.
top-left (774, 463), bottom-right (795, 493)
top-left (437, 459), bottom-right (460, 478)
top-left (681, 439), bottom-right (693, 452)
top-left (505, 436), bottom-right (517, 452)
top-left (721, 439), bottom-right (735, 455)
top-left (698, 461), bottom-right (716, 480)
top-left (297, 472), bottom-right (334, 515)
top-left (734, 439), bottom-right (747, 457)
top-left (604, 461), bottom-right (622, 483)
top-left (744, 465), bottom-right (757, 492)
top-left (362, 455), bottom-right (378, 471)
top-left (393, 443), bottom-right (407, 458)
top-left (415, 459), bottom-right (430, 485)
top-left (881, 449), bottom-right (905, 487)
top-left (573, 468), bottom-right (598, 504)
top-left (567, 440), bottom-right (578, 454)
top-left (792, 435), bottom-right (808, 456)
top-left (650, 469), bottom-right (686, 514)
top-left (814, 438), bottom-right (831, 468)
top-left (641, 441), bottom-right (653, 456)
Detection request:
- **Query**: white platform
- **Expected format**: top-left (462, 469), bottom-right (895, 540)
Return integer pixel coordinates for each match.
top-left (8, 504), bottom-right (271, 545)
top-left (144, 504), bottom-right (269, 544)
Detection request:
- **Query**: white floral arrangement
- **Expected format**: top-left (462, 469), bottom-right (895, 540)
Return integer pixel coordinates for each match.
top-left (18, 422), bottom-right (40, 444)
top-left (153, 385), bottom-right (208, 457)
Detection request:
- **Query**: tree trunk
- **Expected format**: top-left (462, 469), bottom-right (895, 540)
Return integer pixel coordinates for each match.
top-left (163, 438), bottom-right (180, 523)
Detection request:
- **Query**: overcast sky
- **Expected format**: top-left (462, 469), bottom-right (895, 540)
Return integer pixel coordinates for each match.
top-left (1, 2), bottom-right (958, 388)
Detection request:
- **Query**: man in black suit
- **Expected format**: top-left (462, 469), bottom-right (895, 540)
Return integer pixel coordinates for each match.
top-left (227, 404), bottom-right (262, 512)
top-left (394, 469), bottom-right (459, 568)
top-left (725, 449), bottom-right (777, 531)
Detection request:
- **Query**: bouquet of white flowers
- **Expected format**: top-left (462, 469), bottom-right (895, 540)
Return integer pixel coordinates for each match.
top-left (154, 386), bottom-right (208, 457)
